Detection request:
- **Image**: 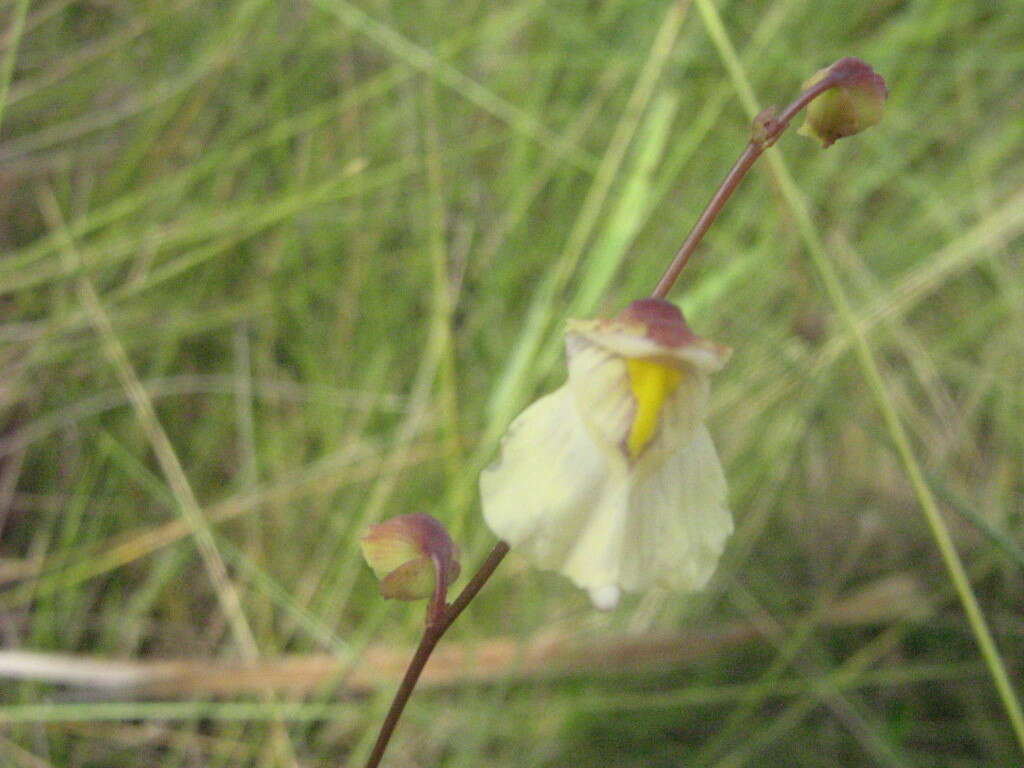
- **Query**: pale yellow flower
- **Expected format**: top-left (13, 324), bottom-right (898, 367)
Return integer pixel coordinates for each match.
top-left (480, 299), bottom-right (732, 610)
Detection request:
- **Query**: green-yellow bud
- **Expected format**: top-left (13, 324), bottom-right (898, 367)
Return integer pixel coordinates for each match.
top-left (360, 514), bottom-right (460, 601)
top-left (799, 57), bottom-right (887, 148)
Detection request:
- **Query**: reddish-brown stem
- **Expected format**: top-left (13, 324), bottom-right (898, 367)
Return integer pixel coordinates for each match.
top-left (651, 68), bottom-right (847, 299)
top-left (363, 541), bottom-right (510, 768)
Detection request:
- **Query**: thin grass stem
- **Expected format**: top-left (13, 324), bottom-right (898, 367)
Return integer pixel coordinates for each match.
top-left (0, 0), bottom-right (30, 134)
top-left (694, 0), bottom-right (1024, 752)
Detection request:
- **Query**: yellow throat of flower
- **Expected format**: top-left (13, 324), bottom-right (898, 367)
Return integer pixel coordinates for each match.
top-left (625, 358), bottom-right (683, 459)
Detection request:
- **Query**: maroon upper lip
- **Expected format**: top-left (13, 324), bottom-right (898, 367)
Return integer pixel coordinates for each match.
top-left (616, 298), bottom-right (698, 348)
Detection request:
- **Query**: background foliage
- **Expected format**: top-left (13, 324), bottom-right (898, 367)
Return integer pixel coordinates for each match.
top-left (1, 0), bottom-right (1022, 765)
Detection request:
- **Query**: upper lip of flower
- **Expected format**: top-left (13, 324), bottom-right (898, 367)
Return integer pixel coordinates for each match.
top-left (567, 317), bottom-right (731, 376)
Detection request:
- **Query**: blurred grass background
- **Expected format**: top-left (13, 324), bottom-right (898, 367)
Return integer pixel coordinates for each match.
top-left (1, 0), bottom-right (1023, 765)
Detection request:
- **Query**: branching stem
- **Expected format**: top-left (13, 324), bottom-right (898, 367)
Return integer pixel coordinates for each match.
top-left (363, 542), bottom-right (509, 768)
top-left (652, 67), bottom-right (846, 298)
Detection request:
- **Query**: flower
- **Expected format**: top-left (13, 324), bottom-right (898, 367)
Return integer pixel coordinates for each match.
top-left (480, 298), bottom-right (732, 610)
top-left (360, 514), bottom-right (461, 602)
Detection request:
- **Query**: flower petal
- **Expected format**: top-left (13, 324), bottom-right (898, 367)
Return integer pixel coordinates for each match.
top-left (565, 334), bottom-right (634, 455)
top-left (588, 585), bottom-right (622, 612)
top-left (620, 424), bottom-right (732, 592)
top-left (557, 478), bottom-right (629, 602)
top-left (481, 386), bottom-right (615, 567)
top-left (653, 362), bottom-right (711, 450)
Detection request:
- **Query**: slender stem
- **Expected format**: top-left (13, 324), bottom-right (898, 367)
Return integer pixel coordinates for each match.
top-left (437, 541), bottom-right (510, 633)
top-left (362, 625), bottom-right (443, 768)
top-left (363, 541), bottom-right (510, 768)
top-left (651, 70), bottom-right (845, 298)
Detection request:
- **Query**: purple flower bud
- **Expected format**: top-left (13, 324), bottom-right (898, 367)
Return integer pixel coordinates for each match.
top-left (799, 57), bottom-right (888, 148)
top-left (360, 514), bottom-right (461, 602)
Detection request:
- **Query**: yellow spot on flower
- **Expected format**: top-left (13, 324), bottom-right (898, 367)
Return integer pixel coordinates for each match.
top-left (626, 358), bottom-right (682, 458)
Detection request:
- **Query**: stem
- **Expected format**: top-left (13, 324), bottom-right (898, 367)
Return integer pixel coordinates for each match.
top-left (363, 541), bottom-right (510, 768)
top-left (362, 625), bottom-right (443, 768)
top-left (651, 69), bottom-right (845, 298)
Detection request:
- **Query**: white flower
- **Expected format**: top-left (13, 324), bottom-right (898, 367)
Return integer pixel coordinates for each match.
top-left (480, 299), bottom-right (733, 610)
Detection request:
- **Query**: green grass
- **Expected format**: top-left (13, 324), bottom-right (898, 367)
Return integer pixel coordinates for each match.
top-left (2, 0), bottom-right (1023, 766)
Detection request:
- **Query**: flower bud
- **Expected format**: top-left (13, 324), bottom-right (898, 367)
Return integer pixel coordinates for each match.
top-left (798, 57), bottom-right (887, 148)
top-left (360, 514), bottom-right (461, 601)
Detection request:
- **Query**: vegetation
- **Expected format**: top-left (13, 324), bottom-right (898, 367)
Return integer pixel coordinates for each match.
top-left (1, 0), bottom-right (1022, 766)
